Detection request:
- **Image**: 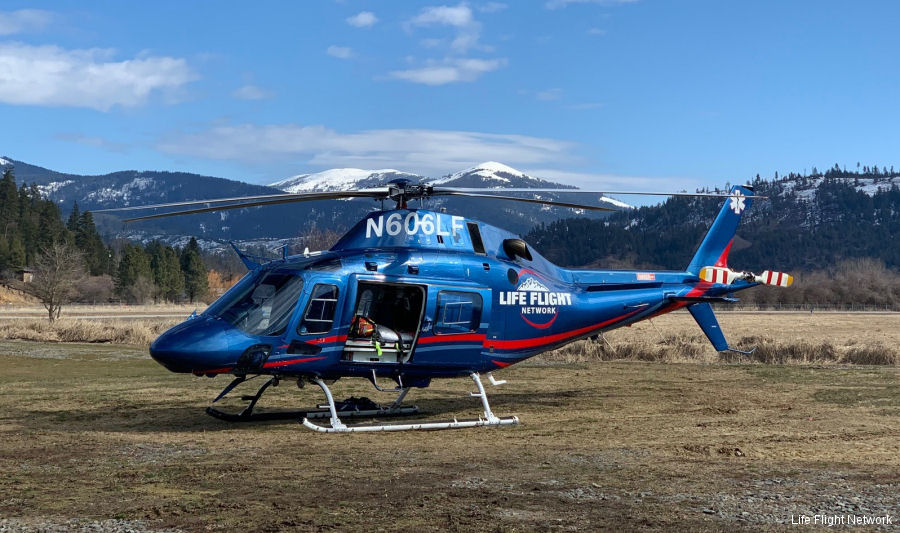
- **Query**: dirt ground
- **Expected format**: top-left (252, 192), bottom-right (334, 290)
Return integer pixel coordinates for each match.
top-left (0, 314), bottom-right (897, 532)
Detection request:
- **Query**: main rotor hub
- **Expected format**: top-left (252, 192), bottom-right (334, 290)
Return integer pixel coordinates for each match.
top-left (386, 178), bottom-right (433, 208)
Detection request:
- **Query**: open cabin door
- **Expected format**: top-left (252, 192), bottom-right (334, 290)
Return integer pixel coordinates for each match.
top-left (342, 280), bottom-right (427, 364)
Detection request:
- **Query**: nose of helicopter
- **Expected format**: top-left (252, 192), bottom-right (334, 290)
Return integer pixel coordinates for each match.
top-left (150, 317), bottom-right (252, 374)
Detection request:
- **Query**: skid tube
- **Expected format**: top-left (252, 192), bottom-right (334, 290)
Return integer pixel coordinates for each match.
top-left (301, 372), bottom-right (519, 433)
top-left (206, 375), bottom-right (419, 423)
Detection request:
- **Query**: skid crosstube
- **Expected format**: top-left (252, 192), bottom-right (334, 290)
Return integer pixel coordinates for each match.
top-left (300, 372), bottom-right (519, 433)
top-left (205, 375), bottom-right (420, 423)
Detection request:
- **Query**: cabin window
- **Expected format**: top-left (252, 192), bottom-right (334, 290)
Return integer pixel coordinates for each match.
top-left (434, 291), bottom-right (482, 335)
top-left (299, 284), bottom-right (339, 334)
top-left (208, 270), bottom-right (303, 337)
top-left (467, 222), bottom-right (485, 254)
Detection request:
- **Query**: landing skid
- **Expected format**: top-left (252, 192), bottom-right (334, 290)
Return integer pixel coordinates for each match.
top-left (301, 372), bottom-right (519, 433)
top-left (205, 375), bottom-right (420, 423)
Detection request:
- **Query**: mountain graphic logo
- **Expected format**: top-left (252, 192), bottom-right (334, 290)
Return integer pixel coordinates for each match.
top-left (516, 277), bottom-right (549, 292)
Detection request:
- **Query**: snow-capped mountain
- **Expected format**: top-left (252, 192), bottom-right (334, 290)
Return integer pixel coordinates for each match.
top-left (266, 161), bottom-right (634, 211)
top-left (431, 161), bottom-right (532, 186)
top-left (432, 161), bottom-right (634, 210)
top-left (269, 169), bottom-right (423, 193)
top-left (0, 156), bottom-right (630, 242)
top-left (430, 161), bottom-right (571, 189)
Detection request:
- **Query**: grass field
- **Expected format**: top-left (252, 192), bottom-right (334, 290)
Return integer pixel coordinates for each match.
top-left (0, 313), bottom-right (897, 532)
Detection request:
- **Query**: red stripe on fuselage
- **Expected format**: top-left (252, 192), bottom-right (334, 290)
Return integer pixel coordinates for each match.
top-left (262, 356), bottom-right (327, 369)
top-left (648, 280), bottom-right (713, 319)
top-left (307, 335), bottom-right (347, 344)
top-left (195, 366), bottom-right (233, 375)
top-left (418, 333), bottom-right (486, 344)
top-left (492, 360), bottom-right (512, 368)
top-left (487, 309), bottom-right (643, 350)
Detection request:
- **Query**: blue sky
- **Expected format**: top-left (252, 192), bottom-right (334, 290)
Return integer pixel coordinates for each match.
top-left (1, 1), bottom-right (899, 191)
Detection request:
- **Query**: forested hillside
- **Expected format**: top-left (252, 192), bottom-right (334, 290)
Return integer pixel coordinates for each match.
top-left (0, 168), bottom-right (209, 304)
top-left (527, 166), bottom-right (900, 272)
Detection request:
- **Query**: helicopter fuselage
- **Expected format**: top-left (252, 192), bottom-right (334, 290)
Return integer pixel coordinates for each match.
top-left (149, 207), bottom-right (751, 388)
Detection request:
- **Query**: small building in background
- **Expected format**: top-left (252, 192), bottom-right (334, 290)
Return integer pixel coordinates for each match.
top-left (16, 268), bottom-right (34, 283)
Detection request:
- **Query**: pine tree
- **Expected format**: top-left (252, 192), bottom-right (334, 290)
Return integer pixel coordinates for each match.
top-left (181, 237), bottom-right (208, 303)
top-left (9, 238), bottom-right (25, 269)
top-left (66, 202), bottom-right (81, 232)
top-left (0, 168), bottom-right (19, 243)
top-left (163, 246), bottom-right (184, 302)
top-left (115, 244), bottom-right (153, 303)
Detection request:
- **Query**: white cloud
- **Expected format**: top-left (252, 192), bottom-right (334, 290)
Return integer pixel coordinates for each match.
top-left (0, 42), bottom-right (196, 111)
top-left (536, 88), bottom-right (563, 101)
top-left (346, 11), bottom-right (378, 28)
top-left (406, 3), bottom-right (485, 54)
top-left (326, 45), bottom-right (354, 59)
top-left (158, 123), bottom-right (574, 177)
top-left (408, 4), bottom-right (474, 27)
top-left (525, 168), bottom-right (702, 194)
top-left (478, 3), bottom-right (508, 13)
top-left (232, 84), bottom-right (274, 100)
top-left (0, 9), bottom-right (53, 35)
top-left (393, 2), bottom-right (501, 82)
top-left (587, 27), bottom-right (607, 35)
top-left (389, 57), bottom-right (506, 85)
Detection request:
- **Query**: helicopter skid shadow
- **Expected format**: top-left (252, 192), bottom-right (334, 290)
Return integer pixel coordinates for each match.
top-left (13, 389), bottom-right (592, 434)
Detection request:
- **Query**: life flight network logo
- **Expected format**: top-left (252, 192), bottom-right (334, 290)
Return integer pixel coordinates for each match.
top-left (499, 271), bottom-right (572, 329)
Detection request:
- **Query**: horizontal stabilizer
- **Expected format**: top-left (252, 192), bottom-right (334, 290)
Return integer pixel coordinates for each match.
top-left (699, 266), bottom-right (793, 287)
top-left (668, 295), bottom-right (739, 303)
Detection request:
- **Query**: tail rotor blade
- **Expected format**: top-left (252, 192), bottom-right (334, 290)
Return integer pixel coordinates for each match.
top-left (699, 266), bottom-right (793, 287)
top-left (759, 270), bottom-right (794, 287)
top-left (699, 266), bottom-right (738, 284)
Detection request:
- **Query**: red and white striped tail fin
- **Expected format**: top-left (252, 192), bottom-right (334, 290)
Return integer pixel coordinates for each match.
top-left (758, 270), bottom-right (793, 287)
top-left (699, 266), bottom-right (794, 287)
top-left (699, 266), bottom-right (738, 284)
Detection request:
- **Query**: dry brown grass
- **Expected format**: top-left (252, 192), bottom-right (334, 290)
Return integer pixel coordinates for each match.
top-left (0, 318), bottom-right (181, 345)
top-left (543, 311), bottom-right (900, 366)
top-left (0, 310), bottom-right (897, 365)
top-left (0, 303), bottom-right (206, 316)
top-left (0, 353), bottom-right (896, 532)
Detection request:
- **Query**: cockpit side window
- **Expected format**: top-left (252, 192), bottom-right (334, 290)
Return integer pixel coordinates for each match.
top-left (299, 284), bottom-right (339, 335)
top-left (208, 270), bottom-right (303, 337)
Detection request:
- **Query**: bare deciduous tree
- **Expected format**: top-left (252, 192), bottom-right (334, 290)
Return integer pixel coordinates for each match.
top-left (28, 242), bottom-right (86, 322)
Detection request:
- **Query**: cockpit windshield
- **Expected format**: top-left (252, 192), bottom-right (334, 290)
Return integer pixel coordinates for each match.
top-left (206, 269), bottom-right (303, 336)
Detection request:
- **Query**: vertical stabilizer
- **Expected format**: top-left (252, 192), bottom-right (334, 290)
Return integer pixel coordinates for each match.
top-left (687, 303), bottom-right (728, 351)
top-left (686, 185), bottom-right (754, 274)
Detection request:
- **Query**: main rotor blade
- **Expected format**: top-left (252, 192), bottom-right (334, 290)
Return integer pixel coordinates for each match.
top-left (94, 188), bottom-right (390, 213)
top-left (122, 191), bottom-right (386, 223)
top-left (435, 187), bottom-right (768, 199)
top-left (433, 191), bottom-right (616, 212)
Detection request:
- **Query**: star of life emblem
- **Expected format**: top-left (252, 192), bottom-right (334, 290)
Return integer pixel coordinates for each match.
top-left (729, 192), bottom-right (746, 214)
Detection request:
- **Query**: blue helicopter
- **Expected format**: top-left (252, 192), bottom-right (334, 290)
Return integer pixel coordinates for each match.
top-left (99, 180), bottom-right (791, 432)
